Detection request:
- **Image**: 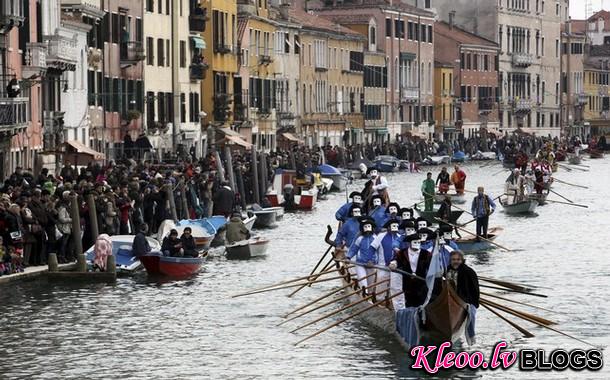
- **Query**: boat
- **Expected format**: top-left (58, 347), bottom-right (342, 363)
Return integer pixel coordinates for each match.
top-left (452, 151), bottom-right (467, 162)
top-left (158, 217), bottom-right (219, 252)
top-left (433, 192), bottom-right (467, 205)
top-left (225, 237), bottom-right (270, 260)
top-left (528, 193), bottom-right (547, 205)
top-left (139, 252), bottom-right (204, 277)
top-left (84, 235), bottom-right (162, 273)
top-left (500, 198), bottom-right (538, 215)
top-left (589, 149), bottom-right (604, 159)
top-left (248, 206), bottom-right (284, 229)
top-left (568, 154), bottom-right (582, 165)
top-left (316, 164), bottom-right (349, 191)
top-left (373, 155), bottom-right (400, 172)
top-left (470, 151), bottom-right (496, 161)
top-left (266, 169), bottom-right (318, 211)
top-left (417, 209), bottom-right (464, 225)
top-left (336, 259), bottom-right (468, 349)
top-left (423, 155), bottom-right (451, 165)
top-left (455, 227), bottom-right (503, 252)
top-left (211, 214), bottom-right (257, 247)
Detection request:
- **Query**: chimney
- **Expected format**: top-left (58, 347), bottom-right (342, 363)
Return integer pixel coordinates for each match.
top-left (449, 10), bottom-right (456, 29)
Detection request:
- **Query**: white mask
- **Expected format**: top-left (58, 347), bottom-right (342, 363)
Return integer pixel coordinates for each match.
top-left (418, 221), bottom-right (427, 230)
top-left (402, 212), bottom-right (412, 220)
top-left (410, 240), bottom-right (421, 251)
top-left (390, 223), bottom-right (399, 232)
top-left (419, 233), bottom-right (428, 241)
top-left (370, 170), bottom-right (378, 178)
top-left (443, 232), bottom-right (452, 240)
top-left (352, 209), bottom-right (362, 217)
top-left (353, 195), bottom-right (362, 204)
top-left (389, 206), bottom-right (398, 214)
top-left (363, 224), bottom-right (373, 233)
top-left (373, 199), bottom-right (382, 207)
top-left (406, 228), bottom-right (416, 236)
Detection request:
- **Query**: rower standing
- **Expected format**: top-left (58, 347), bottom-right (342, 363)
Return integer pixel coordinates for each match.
top-left (390, 234), bottom-right (432, 307)
top-left (450, 165), bottom-right (467, 195)
top-left (370, 219), bottom-right (402, 301)
top-left (335, 191), bottom-right (362, 225)
top-left (368, 195), bottom-right (386, 233)
top-left (368, 168), bottom-right (389, 205)
top-left (436, 167), bottom-right (451, 194)
top-left (347, 217), bottom-right (378, 289)
top-left (421, 172), bottom-right (435, 212)
top-left (470, 187), bottom-right (496, 241)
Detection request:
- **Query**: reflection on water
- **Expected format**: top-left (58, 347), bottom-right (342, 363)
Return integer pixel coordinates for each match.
top-left (1, 160), bottom-right (610, 379)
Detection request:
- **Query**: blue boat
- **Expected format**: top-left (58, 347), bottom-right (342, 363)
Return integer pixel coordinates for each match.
top-left (452, 151), bottom-right (467, 162)
top-left (85, 235), bottom-right (162, 273)
top-left (316, 164), bottom-right (348, 191)
top-left (373, 155), bottom-right (399, 172)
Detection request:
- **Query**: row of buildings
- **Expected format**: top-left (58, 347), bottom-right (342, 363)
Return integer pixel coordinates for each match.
top-left (0, 0), bottom-right (608, 178)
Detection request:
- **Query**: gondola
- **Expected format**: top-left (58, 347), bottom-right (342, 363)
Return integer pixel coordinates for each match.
top-left (568, 154), bottom-right (582, 165)
top-left (455, 227), bottom-right (503, 252)
top-left (589, 149), bottom-right (604, 159)
top-left (417, 209), bottom-right (464, 225)
top-left (500, 198), bottom-right (538, 215)
top-left (336, 259), bottom-right (469, 349)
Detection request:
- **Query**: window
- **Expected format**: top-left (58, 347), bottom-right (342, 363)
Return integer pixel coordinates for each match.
top-left (158, 0), bottom-right (162, 13)
top-left (460, 52), bottom-right (465, 69)
top-left (555, 39), bottom-right (559, 57)
top-left (386, 18), bottom-right (392, 37)
top-left (146, 0), bottom-right (153, 12)
top-left (135, 18), bottom-right (143, 43)
top-left (466, 53), bottom-right (471, 70)
top-left (473, 54), bottom-right (478, 71)
top-left (369, 26), bottom-right (376, 46)
top-left (428, 25), bottom-right (433, 43)
top-left (166, 0), bottom-right (170, 15)
top-left (166, 39), bottom-right (171, 66)
top-left (350, 51), bottom-right (364, 72)
top-left (555, 3), bottom-right (559, 16)
top-left (408, 21), bottom-right (414, 40)
top-left (111, 13), bottom-right (119, 43)
top-left (157, 38), bottom-right (164, 66)
top-left (395, 19), bottom-right (405, 39)
top-left (571, 42), bottom-right (583, 54)
top-left (146, 37), bottom-right (154, 65)
top-left (180, 93), bottom-right (186, 123)
top-left (180, 40), bottom-right (186, 68)
top-left (414, 23), bottom-right (419, 41)
top-left (294, 35), bottom-right (300, 54)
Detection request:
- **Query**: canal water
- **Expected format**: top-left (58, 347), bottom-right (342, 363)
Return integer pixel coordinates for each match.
top-left (1, 160), bottom-right (609, 379)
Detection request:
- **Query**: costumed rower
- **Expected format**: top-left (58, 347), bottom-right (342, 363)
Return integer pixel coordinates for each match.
top-left (370, 218), bottom-right (402, 300)
top-left (389, 234), bottom-right (432, 307)
top-left (334, 204), bottom-right (363, 249)
top-left (438, 224), bottom-right (458, 269)
top-left (421, 172), bottom-right (435, 212)
top-left (368, 168), bottom-right (390, 205)
top-left (368, 194), bottom-right (387, 233)
top-left (399, 207), bottom-right (415, 224)
top-left (346, 217), bottom-right (378, 289)
top-left (382, 202), bottom-right (400, 229)
top-left (335, 191), bottom-right (363, 225)
top-left (436, 167), bottom-right (451, 194)
top-left (418, 227), bottom-right (435, 252)
top-left (450, 165), bottom-right (467, 195)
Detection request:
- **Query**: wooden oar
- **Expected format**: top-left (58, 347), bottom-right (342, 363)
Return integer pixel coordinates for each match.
top-left (294, 292), bottom-right (404, 346)
top-left (435, 218), bottom-right (512, 252)
top-left (481, 292), bottom-right (557, 314)
top-left (451, 203), bottom-right (474, 216)
top-left (534, 181), bottom-right (574, 203)
top-left (236, 266), bottom-right (340, 296)
top-left (479, 276), bottom-right (533, 292)
top-left (278, 278), bottom-right (390, 326)
top-left (552, 178), bottom-right (589, 189)
top-left (283, 272), bottom-right (376, 318)
top-left (288, 255), bottom-right (338, 297)
top-left (559, 163), bottom-right (587, 172)
top-left (481, 303), bottom-right (534, 338)
top-left (480, 299), bottom-right (598, 347)
top-left (545, 199), bottom-right (588, 208)
top-left (340, 260), bottom-right (427, 282)
top-left (481, 298), bottom-right (555, 326)
top-left (480, 284), bottom-right (547, 298)
top-left (492, 168), bottom-right (509, 176)
top-left (232, 274), bottom-right (348, 298)
top-left (306, 226), bottom-right (334, 278)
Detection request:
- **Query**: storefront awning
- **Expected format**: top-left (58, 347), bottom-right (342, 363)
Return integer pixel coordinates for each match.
top-left (280, 132), bottom-right (302, 142)
top-left (190, 36), bottom-right (206, 49)
top-left (42, 140), bottom-right (106, 166)
top-left (375, 129), bottom-right (388, 135)
top-left (217, 127), bottom-right (242, 137)
top-left (222, 135), bottom-right (252, 148)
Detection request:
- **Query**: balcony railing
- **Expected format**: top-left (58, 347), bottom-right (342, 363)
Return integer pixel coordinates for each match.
top-left (23, 43), bottom-right (47, 79)
top-left (0, 97), bottom-right (30, 134)
top-left (190, 62), bottom-right (209, 80)
top-left (315, 61), bottom-right (328, 72)
top-left (511, 52), bottom-right (534, 67)
top-left (214, 43), bottom-right (234, 54)
top-left (513, 98), bottom-right (534, 113)
top-left (0, 0), bottom-right (25, 32)
top-left (120, 41), bottom-right (145, 66)
top-left (401, 87), bottom-right (419, 103)
top-left (46, 34), bottom-right (77, 71)
top-left (189, 7), bottom-right (208, 32)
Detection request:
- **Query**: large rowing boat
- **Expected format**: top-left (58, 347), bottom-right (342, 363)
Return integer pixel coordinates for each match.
top-left (501, 199), bottom-right (538, 215)
top-left (456, 227), bottom-right (503, 252)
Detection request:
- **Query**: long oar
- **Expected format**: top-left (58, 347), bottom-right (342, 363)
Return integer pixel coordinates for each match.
top-left (535, 181), bottom-right (574, 203)
top-left (481, 298), bottom-right (555, 326)
top-left (279, 278), bottom-right (390, 326)
top-left (288, 255), bottom-right (338, 297)
top-left (236, 266), bottom-right (340, 296)
top-left (306, 226), bottom-right (334, 278)
top-left (552, 178), bottom-right (589, 189)
top-left (481, 292), bottom-right (557, 314)
top-left (545, 199), bottom-right (589, 208)
top-left (481, 303), bottom-right (534, 338)
top-left (479, 276), bottom-right (533, 292)
top-left (492, 168), bottom-right (509, 176)
top-left (283, 272), bottom-right (376, 318)
top-left (294, 291), bottom-right (404, 346)
top-left (480, 284), bottom-right (547, 298)
top-left (232, 273), bottom-right (348, 298)
top-left (480, 300), bottom-right (598, 347)
top-left (435, 218), bottom-right (512, 252)
top-left (341, 260), bottom-right (426, 282)
top-left (559, 163), bottom-right (587, 172)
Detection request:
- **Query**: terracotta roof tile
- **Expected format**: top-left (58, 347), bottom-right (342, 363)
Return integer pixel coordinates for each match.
top-left (287, 3), bottom-right (365, 38)
top-left (434, 21), bottom-right (498, 47)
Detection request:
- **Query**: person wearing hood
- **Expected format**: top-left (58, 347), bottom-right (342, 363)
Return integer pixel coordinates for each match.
top-left (180, 227), bottom-right (199, 257)
top-left (335, 191), bottom-right (363, 225)
top-left (347, 217), bottom-right (377, 289)
top-left (389, 234), bottom-right (432, 307)
top-left (213, 181), bottom-right (235, 217)
top-left (226, 212), bottom-right (250, 244)
top-left (335, 204), bottom-right (363, 248)
top-left (162, 229), bottom-right (183, 257)
top-left (368, 195), bottom-right (386, 233)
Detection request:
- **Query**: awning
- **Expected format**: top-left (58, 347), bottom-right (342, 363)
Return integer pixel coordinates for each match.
top-left (375, 129), bottom-right (388, 135)
top-left (400, 52), bottom-right (416, 61)
top-left (217, 127), bottom-right (242, 137)
top-left (280, 132), bottom-right (302, 142)
top-left (190, 36), bottom-right (206, 49)
top-left (407, 131), bottom-right (427, 139)
top-left (222, 134), bottom-right (252, 148)
top-left (43, 140), bottom-right (106, 166)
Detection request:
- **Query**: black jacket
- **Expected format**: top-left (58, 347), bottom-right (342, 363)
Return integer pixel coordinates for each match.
top-left (396, 249), bottom-right (432, 307)
top-left (449, 264), bottom-right (480, 308)
top-left (213, 186), bottom-right (234, 215)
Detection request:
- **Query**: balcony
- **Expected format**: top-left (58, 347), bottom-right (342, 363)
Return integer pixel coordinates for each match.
top-left (511, 52), bottom-right (534, 67)
top-left (401, 87), bottom-right (419, 103)
top-left (46, 33), bottom-right (77, 72)
top-left (0, 0), bottom-right (25, 32)
top-left (513, 98), bottom-right (533, 113)
top-left (189, 7), bottom-right (208, 32)
top-left (0, 97), bottom-right (30, 136)
top-left (189, 62), bottom-right (209, 80)
top-left (315, 62), bottom-right (328, 72)
top-left (478, 99), bottom-right (495, 113)
top-left (120, 41), bottom-right (145, 67)
top-left (214, 43), bottom-right (233, 54)
top-left (22, 43), bottom-right (47, 79)
top-left (259, 54), bottom-right (273, 66)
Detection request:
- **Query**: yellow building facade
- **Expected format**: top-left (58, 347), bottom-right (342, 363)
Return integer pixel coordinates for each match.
top-left (583, 63), bottom-right (610, 136)
top-left (434, 63), bottom-right (455, 141)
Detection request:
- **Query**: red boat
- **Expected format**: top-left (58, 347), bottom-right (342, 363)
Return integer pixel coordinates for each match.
top-left (140, 253), bottom-right (204, 277)
top-left (266, 169), bottom-right (318, 211)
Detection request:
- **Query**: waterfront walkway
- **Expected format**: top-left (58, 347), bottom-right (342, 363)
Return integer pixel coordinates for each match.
top-left (0, 263), bottom-right (76, 285)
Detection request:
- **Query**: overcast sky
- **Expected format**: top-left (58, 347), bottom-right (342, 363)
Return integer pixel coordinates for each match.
top-left (571, 0), bottom-right (604, 20)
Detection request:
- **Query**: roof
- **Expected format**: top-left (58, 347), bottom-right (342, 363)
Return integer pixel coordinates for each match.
top-left (568, 19), bottom-right (587, 34)
top-left (319, 13), bottom-right (374, 26)
top-left (287, 3), bottom-right (365, 39)
top-left (587, 10), bottom-right (610, 32)
top-left (434, 21), bottom-right (498, 48)
top-left (589, 44), bottom-right (610, 57)
top-left (309, 0), bottom-right (435, 19)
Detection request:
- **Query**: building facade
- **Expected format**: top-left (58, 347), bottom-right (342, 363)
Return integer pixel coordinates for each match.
top-left (561, 23), bottom-right (587, 139)
top-left (584, 45), bottom-right (610, 137)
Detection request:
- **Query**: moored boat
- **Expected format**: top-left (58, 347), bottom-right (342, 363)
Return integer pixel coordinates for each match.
top-left (423, 155), bottom-right (451, 165)
top-left (225, 237), bottom-right (270, 260)
top-left (373, 155), bottom-right (400, 172)
top-left (568, 154), bottom-right (582, 165)
top-left (140, 252), bottom-right (204, 277)
top-left (266, 169), bottom-right (318, 211)
top-left (501, 199), bottom-right (538, 215)
top-left (452, 151), bottom-right (467, 162)
top-left (317, 164), bottom-right (348, 191)
top-left (589, 149), bottom-right (604, 159)
top-left (471, 151), bottom-right (496, 161)
top-left (249, 206), bottom-right (283, 228)
top-left (84, 235), bottom-right (162, 273)
top-left (211, 215), bottom-right (257, 247)
top-left (455, 227), bottom-right (503, 252)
